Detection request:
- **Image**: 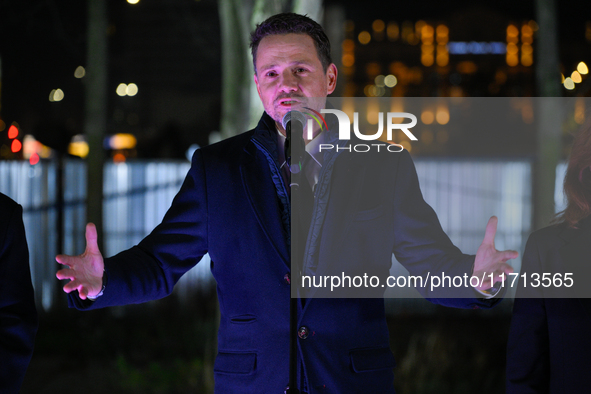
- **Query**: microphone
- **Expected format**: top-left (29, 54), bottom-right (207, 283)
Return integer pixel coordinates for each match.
top-left (282, 111), bottom-right (307, 175)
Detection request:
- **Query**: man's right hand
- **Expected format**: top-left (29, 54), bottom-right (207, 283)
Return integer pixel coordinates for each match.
top-left (56, 223), bottom-right (104, 300)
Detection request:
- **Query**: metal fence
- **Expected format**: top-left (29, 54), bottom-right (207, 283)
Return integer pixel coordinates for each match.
top-left (1, 157), bottom-right (544, 311)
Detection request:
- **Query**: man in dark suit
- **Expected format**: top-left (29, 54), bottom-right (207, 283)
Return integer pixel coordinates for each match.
top-left (0, 193), bottom-right (38, 393)
top-left (57, 13), bottom-right (516, 393)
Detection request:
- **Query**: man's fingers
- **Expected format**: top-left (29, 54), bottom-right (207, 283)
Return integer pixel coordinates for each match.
top-left (85, 222), bottom-right (100, 254)
top-left (482, 216), bottom-right (498, 246)
top-left (62, 279), bottom-right (81, 293)
top-left (500, 250), bottom-right (519, 262)
top-left (56, 254), bottom-right (77, 267)
top-left (56, 268), bottom-right (76, 280)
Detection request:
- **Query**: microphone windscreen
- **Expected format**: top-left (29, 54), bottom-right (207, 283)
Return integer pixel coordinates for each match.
top-left (281, 110), bottom-right (307, 130)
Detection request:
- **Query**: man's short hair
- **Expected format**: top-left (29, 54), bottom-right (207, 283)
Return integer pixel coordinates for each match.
top-left (249, 13), bottom-right (332, 74)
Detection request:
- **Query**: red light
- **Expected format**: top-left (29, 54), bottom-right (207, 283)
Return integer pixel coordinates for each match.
top-left (8, 125), bottom-right (18, 139)
top-left (29, 152), bottom-right (40, 165)
top-left (11, 139), bottom-right (22, 153)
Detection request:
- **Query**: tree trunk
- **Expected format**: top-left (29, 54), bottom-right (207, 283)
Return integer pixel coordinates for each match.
top-left (85, 0), bottom-right (108, 250)
top-left (534, 0), bottom-right (562, 230)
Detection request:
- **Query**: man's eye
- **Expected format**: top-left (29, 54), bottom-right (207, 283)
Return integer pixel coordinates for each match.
top-left (296, 68), bottom-right (307, 73)
top-left (266, 71), bottom-right (277, 77)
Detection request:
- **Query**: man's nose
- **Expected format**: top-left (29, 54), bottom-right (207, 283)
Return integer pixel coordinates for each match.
top-left (279, 71), bottom-right (298, 92)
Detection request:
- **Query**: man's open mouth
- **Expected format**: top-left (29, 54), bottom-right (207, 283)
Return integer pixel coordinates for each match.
top-left (278, 99), bottom-right (302, 107)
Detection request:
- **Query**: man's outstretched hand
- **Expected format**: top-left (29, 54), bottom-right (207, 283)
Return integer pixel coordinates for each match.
top-left (56, 223), bottom-right (104, 300)
top-left (473, 216), bottom-right (518, 292)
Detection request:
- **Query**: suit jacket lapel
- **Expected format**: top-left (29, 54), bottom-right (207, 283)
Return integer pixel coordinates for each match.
top-left (240, 123), bottom-right (290, 269)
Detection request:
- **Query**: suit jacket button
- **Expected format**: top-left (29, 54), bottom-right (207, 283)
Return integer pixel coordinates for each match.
top-left (284, 273), bottom-right (291, 285)
top-left (298, 326), bottom-right (309, 339)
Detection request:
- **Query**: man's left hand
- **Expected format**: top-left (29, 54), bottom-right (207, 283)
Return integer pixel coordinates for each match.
top-left (473, 216), bottom-right (518, 292)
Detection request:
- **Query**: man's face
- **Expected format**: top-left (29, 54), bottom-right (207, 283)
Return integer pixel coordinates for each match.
top-left (254, 33), bottom-right (337, 134)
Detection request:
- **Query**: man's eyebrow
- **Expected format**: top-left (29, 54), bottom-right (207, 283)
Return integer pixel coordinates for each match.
top-left (259, 61), bottom-right (315, 72)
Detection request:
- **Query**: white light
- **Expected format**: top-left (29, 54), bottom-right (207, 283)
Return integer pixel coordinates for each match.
top-left (564, 77), bottom-right (575, 90)
top-left (127, 0), bottom-right (140, 4)
top-left (384, 74), bottom-right (397, 87)
top-left (50, 89), bottom-right (64, 102)
top-left (74, 66), bottom-right (86, 78)
top-left (116, 83), bottom-right (128, 96)
top-left (374, 75), bottom-right (385, 87)
top-left (126, 83), bottom-right (138, 96)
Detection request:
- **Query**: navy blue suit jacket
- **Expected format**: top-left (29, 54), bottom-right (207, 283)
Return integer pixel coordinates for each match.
top-left (0, 193), bottom-right (37, 393)
top-left (507, 218), bottom-right (591, 393)
top-left (70, 113), bottom-right (498, 393)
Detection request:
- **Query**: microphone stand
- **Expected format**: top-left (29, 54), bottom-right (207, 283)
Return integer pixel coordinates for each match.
top-left (285, 118), bottom-right (305, 394)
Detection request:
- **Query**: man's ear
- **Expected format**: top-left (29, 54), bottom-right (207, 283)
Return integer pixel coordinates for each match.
top-left (326, 63), bottom-right (338, 95)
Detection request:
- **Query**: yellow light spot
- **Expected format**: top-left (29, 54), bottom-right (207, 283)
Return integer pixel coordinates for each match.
top-left (436, 25), bottom-right (449, 44)
top-left (421, 25), bottom-right (434, 37)
top-left (521, 25), bottom-right (533, 37)
top-left (366, 100), bottom-right (380, 124)
top-left (387, 22), bottom-right (399, 41)
top-left (421, 110), bottom-right (434, 124)
top-left (126, 83), bottom-right (138, 96)
top-left (506, 54), bottom-right (519, 67)
top-left (358, 31), bottom-right (371, 45)
top-left (577, 62), bottom-right (589, 75)
top-left (521, 104), bottom-right (534, 124)
top-left (116, 83), bottom-right (128, 96)
top-left (342, 39), bottom-right (355, 52)
top-left (571, 71), bottom-right (582, 83)
top-left (342, 53), bottom-right (355, 67)
top-left (127, 0), bottom-right (140, 4)
top-left (375, 75), bottom-right (385, 87)
top-left (564, 77), bottom-right (575, 90)
top-left (507, 25), bottom-right (519, 37)
top-left (561, 73), bottom-right (565, 83)
top-left (74, 66), bottom-right (86, 78)
top-left (436, 107), bottom-right (450, 125)
top-left (506, 43), bottom-right (519, 55)
top-left (436, 53), bottom-right (449, 67)
top-left (384, 74), bottom-right (397, 87)
top-left (421, 44), bottom-right (434, 54)
top-left (421, 54), bottom-right (434, 67)
top-left (110, 133), bottom-right (137, 150)
top-left (521, 44), bottom-right (533, 54)
top-left (372, 20), bottom-right (385, 32)
top-left (521, 56), bottom-right (533, 67)
top-left (456, 61), bottom-right (478, 74)
top-left (68, 141), bottom-right (89, 158)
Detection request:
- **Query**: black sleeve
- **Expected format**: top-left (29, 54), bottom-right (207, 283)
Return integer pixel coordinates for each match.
top-left (0, 198), bottom-right (38, 393)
